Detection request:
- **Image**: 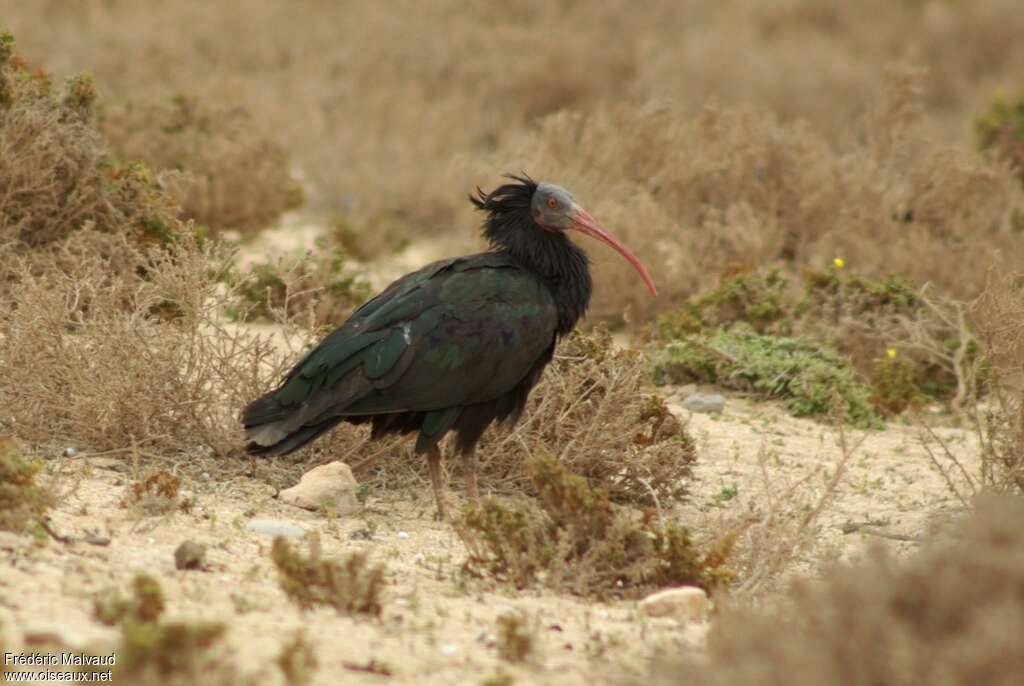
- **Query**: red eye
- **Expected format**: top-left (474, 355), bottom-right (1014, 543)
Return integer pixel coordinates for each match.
top-left (547, 197), bottom-right (558, 209)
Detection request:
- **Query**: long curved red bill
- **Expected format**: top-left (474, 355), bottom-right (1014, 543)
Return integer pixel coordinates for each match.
top-left (570, 206), bottom-right (658, 297)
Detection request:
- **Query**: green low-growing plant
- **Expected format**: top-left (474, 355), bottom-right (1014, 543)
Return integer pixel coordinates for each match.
top-left (869, 351), bottom-right (921, 415)
top-left (656, 268), bottom-right (792, 339)
top-left (93, 573), bottom-right (248, 686)
top-left (271, 536), bottom-right (385, 616)
top-left (456, 453), bottom-right (733, 597)
top-left (977, 90), bottom-right (1024, 184)
top-left (229, 240), bottom-right (371, 329)
top-left (0, 437), bottom-right (53, 534)
top-left (652, 264), bottom-right (971, 417)
top-left (650, 322), bottom-right (878, 427)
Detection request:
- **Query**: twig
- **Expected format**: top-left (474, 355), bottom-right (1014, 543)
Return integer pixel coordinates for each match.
top-left (39, 518), bottom-right (111, 546)
top-left (840, 523), bottom-right (922, 543)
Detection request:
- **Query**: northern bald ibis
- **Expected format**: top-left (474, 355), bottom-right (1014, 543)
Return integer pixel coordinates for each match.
top-left (243, 175), bottom-right (657, 519)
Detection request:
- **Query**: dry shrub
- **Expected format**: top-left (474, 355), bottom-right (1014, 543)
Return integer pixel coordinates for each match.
top-left (456, 453), bottom-right (732, 598)
top-left (0, 33), bottom-right (183, 249)
top-left (495, 612), bottom-right (534, 663)
top-left (483, 68), bottom-right (1024, 324)
top-left (350, 330), bottom-right (697, 506)
top-left (654, 494), bottom-right (1024, 686)
top-left (916, 273), bottom-right (1024, 499)
top-left (275, 631), bottom-right (318, 686)
top-left (8, 1), bottom-right (1024, 267)
top-left (969, 273), bottom-right (1024, 494)
top-left (122, 468), bottom-right (183, 516)
top-left (0, 236), bottom-right (298, 458)
top-left (100, 95), bottom-right (302, 236)
top-left (0, 436), bottom-right (53, 533)
top-left (710, 428), bottom-right (859, 597)
top-left (231, 243), bottom-right (372, 330)
top-left (94, 574), bottom-right (166, 626)
top-left (270, 536), bottom-right (385, 616)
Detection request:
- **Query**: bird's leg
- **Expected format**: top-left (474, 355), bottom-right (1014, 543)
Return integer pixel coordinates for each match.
top-left (464, 447), bottom-right (480, 504)
top-left (426, 446), bottom-right (447, 521)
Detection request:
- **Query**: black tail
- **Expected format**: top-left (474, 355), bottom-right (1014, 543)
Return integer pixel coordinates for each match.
top-left (242, 393), bottom-right (343, 456)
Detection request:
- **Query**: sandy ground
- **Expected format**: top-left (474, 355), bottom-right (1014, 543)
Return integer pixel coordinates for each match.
top-left (0, 227), bottom-right (980, 683)
top-left (0, 389), bottom-right (977, 685)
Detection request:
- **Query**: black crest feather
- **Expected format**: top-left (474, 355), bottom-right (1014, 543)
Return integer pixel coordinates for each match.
top-left (468, 172), bottom-right (590, 335)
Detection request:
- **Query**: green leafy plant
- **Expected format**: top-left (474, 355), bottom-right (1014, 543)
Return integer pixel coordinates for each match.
top-left (0, 437), bottom-right (53, 534)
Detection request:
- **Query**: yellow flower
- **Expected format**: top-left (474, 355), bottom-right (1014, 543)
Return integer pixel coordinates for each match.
top-left (886, 348), bottom-right (897, 360)
top-left (833, 257), bottom-right (845, 269)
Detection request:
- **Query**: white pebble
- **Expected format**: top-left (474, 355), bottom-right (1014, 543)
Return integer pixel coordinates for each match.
top-left (397, 531), bottom-right (409, 540)
top-left (637, 586), bottom-right (710, 622)
top-left (62, 447), bottom-right (78, 458)
top-left (440, 643), bottom-right (459, 656)
top-left (413, 552), bottom-right (426, 564)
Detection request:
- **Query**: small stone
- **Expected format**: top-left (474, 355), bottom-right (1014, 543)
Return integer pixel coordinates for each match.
top-left (637, 586), bottom-right (709, 622)
top-left (279, 461), bottom-right (358, 515)
top-left (174, 540), bottom-right (206, 570)
top-left (413, 552), bottom-right (426, 564)
top-left (675, 384), bottom-right (698, 401)
top-left (246, 518), bottom-right (307, 539)
top-left (440, 643), bottom-right (459, 656)
top-left (62, 447), bottom-right (78, 458)
top-left (681, 393), bottom-right (726, 415)
top-left (397, 531), bottom-right (409, 540)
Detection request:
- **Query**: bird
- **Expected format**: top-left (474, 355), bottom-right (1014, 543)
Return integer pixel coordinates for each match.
top-left (242, 174), bottom-right (657, 519)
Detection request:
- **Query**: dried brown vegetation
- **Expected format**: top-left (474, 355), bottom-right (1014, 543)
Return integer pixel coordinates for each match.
top-left (0, 238), bottom-right (298, 458)
top-left (275, 631), bottom-right (318, 686)
top-left (270, 535), bottom-right (386, 616)
top-left (653, 494), bottom-right (1024, 686)
top-left (456, 453), bottom-right (732, 598)
top-left (6, 3), bottom-right (1024, 322)
top-left (100, 95), bottom-right (302, 236)
top-left (347, 330), bottom-right (697, 506)
top-left (123, 468), bottom-right (184, 517)
top-left (495, 612), bottom-right (534, 663)
top-left (499, 71), bottom-right (1024, 324)
top-left (0, 33), bottom-right (184, 251)
top-left (920, 272), bottom-right (1024, 500)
